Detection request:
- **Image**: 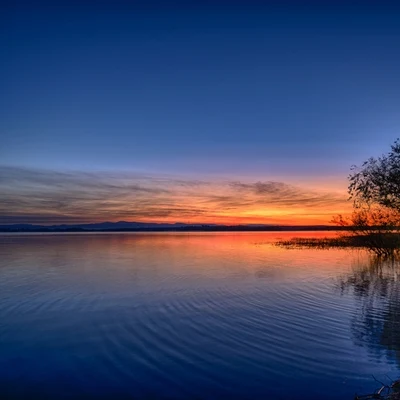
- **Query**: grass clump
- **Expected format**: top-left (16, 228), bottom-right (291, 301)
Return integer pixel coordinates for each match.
top-left (276, 233), bottom-right (400, 257)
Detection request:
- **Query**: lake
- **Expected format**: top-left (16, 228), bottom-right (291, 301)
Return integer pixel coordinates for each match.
top-left (0, 232), bottom-right (399, 399)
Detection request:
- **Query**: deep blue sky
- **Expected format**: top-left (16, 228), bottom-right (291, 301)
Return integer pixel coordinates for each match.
top-left (1, 1), bottom-right (400, 224)
top-left (2, 1), bottom-right (400, 179)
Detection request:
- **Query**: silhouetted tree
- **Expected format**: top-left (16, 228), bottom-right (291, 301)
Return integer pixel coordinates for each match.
top-left (349, 139), bottom-right (400, 211)
top-left (334, 140), bottom-right (400, 255)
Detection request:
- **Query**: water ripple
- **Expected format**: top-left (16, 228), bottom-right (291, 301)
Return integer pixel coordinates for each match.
top-left (0, 233), bottom-right (399, 399)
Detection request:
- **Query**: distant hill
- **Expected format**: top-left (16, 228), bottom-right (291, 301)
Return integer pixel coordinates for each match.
top-left (0, 221), bottom-right (342, 232)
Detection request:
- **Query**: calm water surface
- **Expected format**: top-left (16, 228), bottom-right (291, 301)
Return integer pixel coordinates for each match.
top-left (0, 232), bottom-right (399, 399)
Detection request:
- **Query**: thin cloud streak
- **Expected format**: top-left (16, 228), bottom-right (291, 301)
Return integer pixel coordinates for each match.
top-left (0, 166), bottom-right (351, 225)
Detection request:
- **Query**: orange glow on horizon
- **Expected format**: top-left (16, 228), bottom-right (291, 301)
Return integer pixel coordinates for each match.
top-left (1, 166), bottom-right (353, 226)
top-left (96, 198), bottom-right (353, 226)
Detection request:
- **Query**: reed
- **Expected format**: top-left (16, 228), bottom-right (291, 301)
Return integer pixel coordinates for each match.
top-left (276, 233), bottom-right (400, 256)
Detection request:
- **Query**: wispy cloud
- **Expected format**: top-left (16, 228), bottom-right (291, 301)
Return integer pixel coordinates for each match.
top-left (228, 181), bottom-right (346, 208)
top-left (0, 166), bottom-right (350, 225)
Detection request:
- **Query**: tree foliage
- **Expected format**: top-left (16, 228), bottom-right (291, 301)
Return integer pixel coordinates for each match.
top-left (349, 139), bottom-right (400, 211)
top-left (333, 140), bottom-right (400, 255)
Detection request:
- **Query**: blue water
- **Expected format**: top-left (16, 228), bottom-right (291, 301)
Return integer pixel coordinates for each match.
top-left (0, 232), bottom-right (399, 399)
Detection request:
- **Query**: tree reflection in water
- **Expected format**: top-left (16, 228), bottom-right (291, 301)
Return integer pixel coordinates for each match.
top-left (338, 255), bottom-right (400, 367)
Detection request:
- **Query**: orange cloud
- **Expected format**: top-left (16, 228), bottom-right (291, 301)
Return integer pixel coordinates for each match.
top-left (0, 166), bottom-right (352, 225)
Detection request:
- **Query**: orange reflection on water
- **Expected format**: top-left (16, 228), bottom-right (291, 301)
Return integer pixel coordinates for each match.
top-left (0, 231), bottom-right (365, 285)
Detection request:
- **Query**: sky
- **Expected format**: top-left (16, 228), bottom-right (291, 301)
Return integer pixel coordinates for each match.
top-left (1, 1), bottom-right (400, 225)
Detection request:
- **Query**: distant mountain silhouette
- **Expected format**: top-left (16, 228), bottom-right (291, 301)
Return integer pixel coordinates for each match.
top-left (0, 221), bottom-right (342, 232)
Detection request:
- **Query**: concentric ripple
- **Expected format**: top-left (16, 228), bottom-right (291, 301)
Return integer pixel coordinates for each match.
top-left (0, 232), bottom-right (399, 399)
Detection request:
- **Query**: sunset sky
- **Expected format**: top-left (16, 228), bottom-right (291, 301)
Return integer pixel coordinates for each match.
top-left (1, 1), bottom-right (400, 225)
